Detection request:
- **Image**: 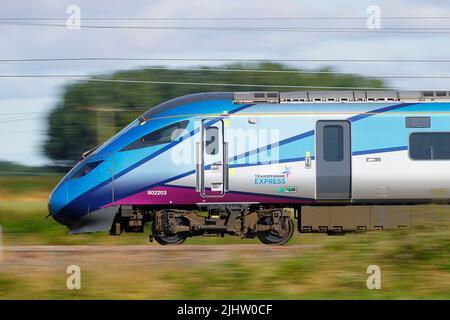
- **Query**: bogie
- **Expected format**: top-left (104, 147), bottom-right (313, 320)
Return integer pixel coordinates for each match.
top-left (146, 207), bottom-right (295, 245)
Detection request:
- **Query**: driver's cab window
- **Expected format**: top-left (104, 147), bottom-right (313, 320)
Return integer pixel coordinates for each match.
top-left (121, 120), bottom-right (188, 151)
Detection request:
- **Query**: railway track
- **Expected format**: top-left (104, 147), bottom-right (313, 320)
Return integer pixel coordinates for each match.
top-left (0, 244), bottom-right (318, 269)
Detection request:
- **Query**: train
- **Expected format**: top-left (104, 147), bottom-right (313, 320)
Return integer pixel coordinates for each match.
top-left (48, 90), bottom-right (450, 245)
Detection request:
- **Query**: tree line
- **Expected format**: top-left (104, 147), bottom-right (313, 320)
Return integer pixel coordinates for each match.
top-left (44, 63), bottom-right (384, 162)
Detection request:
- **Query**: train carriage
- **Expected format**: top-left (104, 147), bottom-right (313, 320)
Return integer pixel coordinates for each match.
top-left (48, 90), bottom-right (450, 245)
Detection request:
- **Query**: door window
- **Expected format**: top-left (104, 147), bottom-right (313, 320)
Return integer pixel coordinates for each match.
top-left (205, 126), bottom-right (219, 155)
top-left (323, 125), bottom-right (344, 161)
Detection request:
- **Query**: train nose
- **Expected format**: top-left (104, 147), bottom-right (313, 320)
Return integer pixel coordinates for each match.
top-left (49, 195), bottom-right (79, 230)
top-left (48, 180), bottom-right (70, 225)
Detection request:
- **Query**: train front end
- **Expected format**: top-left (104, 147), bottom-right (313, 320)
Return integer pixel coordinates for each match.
top-left (47, 119), bottom-right (142, 234)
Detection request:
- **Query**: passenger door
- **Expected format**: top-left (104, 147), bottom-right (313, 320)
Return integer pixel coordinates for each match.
top-left (315, 121), bottom-right (351, 199)
top-left (196, 119), bottom-right (228, 197)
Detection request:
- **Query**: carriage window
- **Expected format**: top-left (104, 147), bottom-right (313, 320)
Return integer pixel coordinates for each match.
top-left (121, 120), bottom-right (188, 151)
top-left (409, 132), bottom-right (450, 160)
top-left (323, 125), bottom-right (343, 161)
top-left (205, 126), bottom-right (219, 155)
top-left (70, 160), bottom-right (104, 180)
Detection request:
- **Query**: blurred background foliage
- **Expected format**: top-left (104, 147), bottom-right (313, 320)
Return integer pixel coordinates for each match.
top-left (43, 63), bottom-right (384, 163)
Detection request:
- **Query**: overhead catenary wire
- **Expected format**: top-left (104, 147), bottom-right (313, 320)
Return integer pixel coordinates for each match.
top-left (31, 67), bottom-right (450, 78)
top-left (1, 67), bottom-right (450, 79)
top-left (0, 115), bottom-right (47, 124)
top-left (3, 16), bottom-right (450, 20)
top-left (0, 75), bottom-right (390, 90)
top-left (0, 110), bottom-right (145, 120)
top-left (4, 21), bottom-right (450, 34)
top-left (1, 59), bottom-right (449, 80)
top-left (0, 111), bottom-right (49, 117)
top-left (0, 129), bottom-right (45, 135)
top-left (1, 57), bottom-right (450, 63)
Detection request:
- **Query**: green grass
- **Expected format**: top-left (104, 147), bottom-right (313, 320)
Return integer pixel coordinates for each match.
top-left (160, 227), bottom-right (450, 299)
top-left (0, 175), bottom-right (449, 299)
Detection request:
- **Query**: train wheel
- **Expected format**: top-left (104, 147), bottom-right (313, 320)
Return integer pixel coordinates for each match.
top-left (257, 216), bottom-right (294, 245)
top-left (151, 219), bottom-right (187, 245)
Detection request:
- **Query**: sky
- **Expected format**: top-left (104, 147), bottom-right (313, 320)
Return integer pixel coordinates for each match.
top-left (1, 0), bottom-right (450, 166)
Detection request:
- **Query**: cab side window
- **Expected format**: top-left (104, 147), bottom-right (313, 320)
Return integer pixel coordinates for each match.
top-left (69, 160), bottom-right (104, 180)
top-left (121, 120), bottom-right (189, 152)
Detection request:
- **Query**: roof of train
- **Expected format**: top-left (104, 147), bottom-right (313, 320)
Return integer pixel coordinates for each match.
top-left (140, 90), bottom-right (450, 121)
top-left (140, 92), bottom-right (233, 120)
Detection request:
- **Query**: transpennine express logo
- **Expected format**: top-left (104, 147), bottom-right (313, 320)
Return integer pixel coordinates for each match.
top-left (282, 166), bottom-right (291, 178)
top-left (254, 166), bottom-right (291, 185)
